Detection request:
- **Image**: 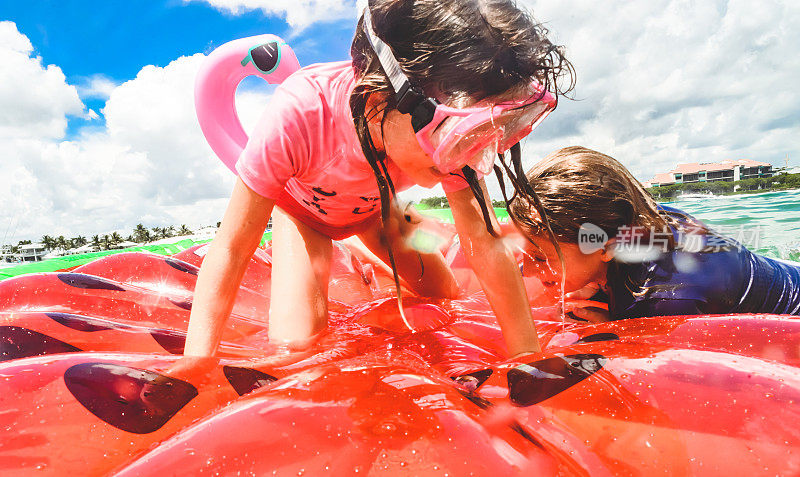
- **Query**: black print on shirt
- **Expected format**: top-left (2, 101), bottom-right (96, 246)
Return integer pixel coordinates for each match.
top-left (352, 206), bottom-right (375, 215)
top-left (312, 187), bottom-right (337, 197)
top-left (302, 189), bottom-right (333, 215)
top-left (352, 196), bottom-right (379, 215)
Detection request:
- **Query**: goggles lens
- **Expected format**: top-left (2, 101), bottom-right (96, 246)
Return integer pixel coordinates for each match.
top-left (424, 95), bottom-right (554, 174)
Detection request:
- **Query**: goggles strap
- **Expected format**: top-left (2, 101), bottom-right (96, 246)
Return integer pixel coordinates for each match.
top-left (362, 8), bottom-right (437, 132)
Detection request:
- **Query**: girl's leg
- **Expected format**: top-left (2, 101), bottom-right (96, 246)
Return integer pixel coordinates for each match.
top-left (269, 207), bottom-right (333, 344)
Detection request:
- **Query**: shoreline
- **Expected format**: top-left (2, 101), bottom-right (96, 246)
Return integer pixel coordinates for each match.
top-left (653, 186), bottom-right (800, 201)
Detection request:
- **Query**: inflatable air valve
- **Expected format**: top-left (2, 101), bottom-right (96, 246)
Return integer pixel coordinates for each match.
top-left (195, 35), bottom-right (301, 173)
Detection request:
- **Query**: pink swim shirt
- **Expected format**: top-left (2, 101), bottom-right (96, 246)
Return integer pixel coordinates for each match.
top-left (236, 61), bottom-right (468, 238)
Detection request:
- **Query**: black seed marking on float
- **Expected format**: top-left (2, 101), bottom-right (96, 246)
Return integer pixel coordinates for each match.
top-left (223, 366), bottom-right (278, 396)
top-left (164, 258), bottom-right (200, 276)
top-left (45, 312), bottom-right (119, 332)
top-left (451, 369), bottom-right (493, 391)
top-left (577, 333), bottom-right (620, 344)
top-left (150, 329), bottom-right (187, 355)
top-left (168, 298), bottom-right (193, 311)
top-left (0, 326), bottom-right (82, 361)
top-left (507, 354), bottom-right (608, 407)
top-left (450, 371), bottom-right (547, 451)
top-left (57, 273), bottom-right (126, 291)
top-left (64, 363), bottom-right (198, 434)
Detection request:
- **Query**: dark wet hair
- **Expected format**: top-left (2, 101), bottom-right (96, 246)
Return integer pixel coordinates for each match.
top-left (509, 146), bottom-right (680, 248)
top-left (349, 0), bottom-right (575, 305)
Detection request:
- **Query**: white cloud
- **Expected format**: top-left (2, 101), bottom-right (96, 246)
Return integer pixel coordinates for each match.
top-left (1, 23), bottom-right (273, 244)
top-left (0, 21), bottom-right (84, 140)
top-left (513, 0), bottom-right (800, 182)
top-left (186, 0), bottom-right (357, 29)
top-left (76, 74), bottom-right (119, 100)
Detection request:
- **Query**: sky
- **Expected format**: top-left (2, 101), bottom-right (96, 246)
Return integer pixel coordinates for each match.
top-left (1, 0), bottom-right (798, 244)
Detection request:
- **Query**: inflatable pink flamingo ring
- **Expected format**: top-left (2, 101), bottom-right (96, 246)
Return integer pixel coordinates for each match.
top-left (194, 35), bottom-right (300, 173)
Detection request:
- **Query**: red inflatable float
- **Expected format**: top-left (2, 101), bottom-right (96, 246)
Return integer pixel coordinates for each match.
top-left (2, 33), bottom-right (799, 475)
top-left (1, 239), bottom-right (800, 475)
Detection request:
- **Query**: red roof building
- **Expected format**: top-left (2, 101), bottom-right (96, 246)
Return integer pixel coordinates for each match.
top-left (644, 159), bottom-right (773, 187)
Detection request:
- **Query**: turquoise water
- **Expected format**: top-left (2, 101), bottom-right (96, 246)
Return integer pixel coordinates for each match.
top-left (667, 189), bottom-right (800, 261)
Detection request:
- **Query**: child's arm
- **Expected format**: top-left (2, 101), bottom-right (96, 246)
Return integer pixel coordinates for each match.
top-left (184, 178), bottom-right (274, 357)
top-left (446, 182), bottom-right (542, 356)
top-left (358, 203), bottom-right (459, 299)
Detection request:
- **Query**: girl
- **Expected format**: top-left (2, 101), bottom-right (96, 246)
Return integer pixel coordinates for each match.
top-left (509, 146), bottom-right (800, 321)
top-left (184, 0), bottom-right (574, 358)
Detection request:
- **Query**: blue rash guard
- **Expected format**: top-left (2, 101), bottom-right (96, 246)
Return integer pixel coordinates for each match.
top-left (607, 206), bottom-right (800, 320)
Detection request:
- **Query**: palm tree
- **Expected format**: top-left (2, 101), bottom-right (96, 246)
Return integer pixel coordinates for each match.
top-left (72, 236), bottom-right (87, 247)
top-left (133, 224), bottom-right (149, 243)
top-left (151, 227), bottom-right (164, 240)
top-left (178, 224), bottom-right (192, 236)
top-left (56, 236), bottom-right (68, 251)
top-left (110, 232), bottom-right (122, 246)
top-left (166, 225), bottom-right (176, 238)
top-left (13, 240), bottom-right (31, 253)
top-left (41, 235), bottom-right (56, 251)
top-left (91, 235), bottom-right (101, 250)
top-left (100, 235), bottom-right (110, 250)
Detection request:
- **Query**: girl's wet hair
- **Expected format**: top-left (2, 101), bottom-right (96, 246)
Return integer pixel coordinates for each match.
top-left (509, 146), bottom-right (680, 248)
top-left (349, 0), bottom-right (575, 302)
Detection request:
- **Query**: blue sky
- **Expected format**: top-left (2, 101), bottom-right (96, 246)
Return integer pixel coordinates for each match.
top-left (3, 0), bottom-right (355, 137)
top-left (1, 0), bottom-right (798, 244)
top-left (4, 0), bottom-right (354, 76)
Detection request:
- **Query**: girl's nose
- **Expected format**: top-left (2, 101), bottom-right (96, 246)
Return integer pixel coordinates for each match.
top-left (522, 252), bottom-right (560, 286)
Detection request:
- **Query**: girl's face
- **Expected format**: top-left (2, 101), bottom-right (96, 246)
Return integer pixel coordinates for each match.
top-left (371, 88), bottom-right (537, 187)
top-left (521, 233), bottom-right (611, 293)
top-left (377, 108), bottom-right (446, 187)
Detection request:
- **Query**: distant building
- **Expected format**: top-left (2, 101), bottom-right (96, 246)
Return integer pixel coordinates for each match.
top-left (17, 243), bottom-right (47, 262)
top-left (644, 159), bottom-right (773, 187)
top-left (65, 244), bottom-right (100, 255)
top-left (1, 245), bottom-right (15, 263)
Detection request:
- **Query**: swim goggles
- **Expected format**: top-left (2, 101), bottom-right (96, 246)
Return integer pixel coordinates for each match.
top-left (362, 8), bottom-right (557, 175)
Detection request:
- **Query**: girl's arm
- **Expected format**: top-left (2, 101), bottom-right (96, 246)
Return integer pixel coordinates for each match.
top-left (184, 178), bottom-right (274, 357)
top-left (446, 181), bottom-right (542, 356)
top-left (358, 203), bottom-right (459, 299)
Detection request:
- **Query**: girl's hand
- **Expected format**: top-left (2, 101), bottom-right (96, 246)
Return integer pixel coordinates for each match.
top-left (564, 283), bottom-right (609, 323)
top-left (565, 282), bottom-right (602, 300)
top-left (357, 202), bottom-right (459, 299)
top-left (565, 301), bottom-right (610, 323)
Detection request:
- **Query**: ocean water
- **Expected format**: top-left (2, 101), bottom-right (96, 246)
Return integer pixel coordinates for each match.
top-left (667, 189), bottom-right (800, 261)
